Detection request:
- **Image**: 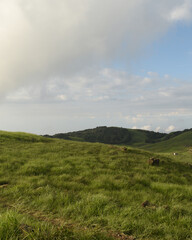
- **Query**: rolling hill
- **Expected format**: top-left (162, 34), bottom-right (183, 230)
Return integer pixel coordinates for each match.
top-left (141, 130), bottom-right (192, 152)
top-left (45, 126), bottom-right (192, 152)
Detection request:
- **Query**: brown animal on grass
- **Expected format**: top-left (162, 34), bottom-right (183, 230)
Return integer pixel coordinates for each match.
top-left (142, 200), bottom-right (150, 208)
top-left (122, 147), bottom-right (127, 151)
top-left (148, 158), bottom-right (160, 166)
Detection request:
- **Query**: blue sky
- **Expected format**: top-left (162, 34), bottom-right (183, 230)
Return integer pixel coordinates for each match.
top-left (133, 23), bottom-right (192, 80)
top-left (0, 0), bottom-right (192, 134)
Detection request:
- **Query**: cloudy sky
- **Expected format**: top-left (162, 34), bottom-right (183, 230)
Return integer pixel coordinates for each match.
top-left (0, 0), bottom-right (192, 134)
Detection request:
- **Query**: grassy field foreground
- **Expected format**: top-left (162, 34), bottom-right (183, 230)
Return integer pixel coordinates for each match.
top-left (0, 131), bottom-right (192, 239)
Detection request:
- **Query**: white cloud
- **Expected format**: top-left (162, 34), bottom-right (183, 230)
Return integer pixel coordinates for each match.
top-left (147, 72), bottom-right (159, 78)
top-left (4, 69), bottom-right (192, 115)
top-left (0, 0), bottom-right (191, 96)
top-left (132, 114), bottom-right (143, 123)
top-left (159, 91), bottom-right (171, 97)
top-left (141, 125), bottom-right (151, 131)
top-left (142, 77), bottom-right (152, 84)
top-left (94, 96), bottom-right (109, 101)
top-left (155, 127), bottom-right (161, 132)
top-left (88, 116), bottom-right (96, 119)
top-left (56, 95), bottom-right (68, 101)
top-left (164, 74), bottom-right (170, 79)
top-left (5, 88), bottom-right (32, 101)
top-left (159, 112), bottom-right (179, 117)
top-left (165, 125), bottom-right (176, 132)
top-left (169, 0), bottom-right (192, 21)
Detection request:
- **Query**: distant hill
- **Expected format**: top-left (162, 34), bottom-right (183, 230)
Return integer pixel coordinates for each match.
top-left (142, 129), bottom-right (192, 152)
top-left (44, 126), bottom-right (165, 144)
top-left (44, 126), bottom-right (192, 151)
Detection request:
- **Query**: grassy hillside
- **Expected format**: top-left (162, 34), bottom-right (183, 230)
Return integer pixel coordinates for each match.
top-left (45, 127), bottom-right (192, 153)
top-left (46, 126), bottom-right (166, 145)
top-left (0, 131), bottom-right (192, 239)
top-left (0, 130), bottom-right (51, 143)
top-left (141, 130), bottom-right (192, 152)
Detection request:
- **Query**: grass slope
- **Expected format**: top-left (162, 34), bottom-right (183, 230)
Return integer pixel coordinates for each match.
top-left (0, 130), bottom-right (51, 143)
top-left (0, 131), bottom-right (192, 239)
top-left (141, 130), bottom-right (192, 152)
top-left (46, 127), bottom-right (192, 152)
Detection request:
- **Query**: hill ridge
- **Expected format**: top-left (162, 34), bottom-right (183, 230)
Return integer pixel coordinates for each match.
top-left (44, 126), bottom-right (192, 152)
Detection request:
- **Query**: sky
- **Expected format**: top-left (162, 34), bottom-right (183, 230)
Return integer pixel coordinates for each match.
top-left (0, 0), bottom-right (192, 134)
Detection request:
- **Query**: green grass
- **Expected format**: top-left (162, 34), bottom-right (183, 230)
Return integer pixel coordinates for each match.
top-left (47, 126), bottom-right (192, 153)
top-left (0, 209), bottom-right (112, 240)
top-left (0, 131), bottom-right (192, 239)
top-left (141, 131), bottom-right (192, 152)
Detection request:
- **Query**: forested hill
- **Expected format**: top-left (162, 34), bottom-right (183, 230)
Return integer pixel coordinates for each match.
top-left (44, 126), bottom-right (192, 147)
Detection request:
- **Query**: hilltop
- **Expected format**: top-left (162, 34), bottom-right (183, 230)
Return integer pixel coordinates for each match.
top-left (44, 126), bottom-right (192, 152)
